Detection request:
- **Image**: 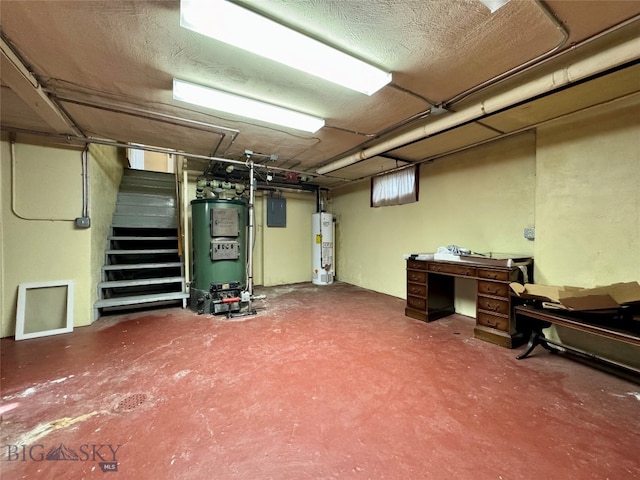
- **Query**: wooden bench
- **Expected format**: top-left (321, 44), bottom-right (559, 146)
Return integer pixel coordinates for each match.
top-left (514, 305), bottom-right (640, 376)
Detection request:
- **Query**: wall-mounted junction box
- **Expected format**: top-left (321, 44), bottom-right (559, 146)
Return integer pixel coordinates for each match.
top-left (524, 227), bottom-right (535, 240)
top-left (75, 216), bottom-right (91, 228)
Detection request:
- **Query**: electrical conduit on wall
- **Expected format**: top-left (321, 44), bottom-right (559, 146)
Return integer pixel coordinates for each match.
top-left (10, 138), bottom-right (87, 222)
top-left (316, 36), bottom-right (640, 175)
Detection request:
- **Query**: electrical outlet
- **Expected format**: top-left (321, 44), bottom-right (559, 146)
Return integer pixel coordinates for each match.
top-left (524, 227), bottom-right (535, 240)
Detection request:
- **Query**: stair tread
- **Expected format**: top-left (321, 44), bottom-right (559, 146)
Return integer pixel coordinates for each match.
top-left (112, 221), bottom-right (177, 228)
top-left (119, 179), bottom-right (175, 185)
top-left (113, 211), bottom-right (177, 217)
top-left (116, 196), bottom-right (176, 206)
top-left (106, 248), bottom-right (178, 254)
top-left (103, 262), bottom-right (183, 270)
top-left (99, 276), bottom-right (185, 289)
top-left (97, 169), bottom-right (184, 313)
top-left (95, 292), bottom-right (189, 308)
top-left (109, 236), bottom-right (178, 241)
top-left (119, 181), bottom-right (175, 188)
top-left (112, 217), bottom-right (177, 228)
top-left (111, 226), bottom-right (178, 231)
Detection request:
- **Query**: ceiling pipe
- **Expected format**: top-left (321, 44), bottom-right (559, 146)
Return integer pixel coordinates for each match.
top-left (316, 36), bottom-right (640, 175)
top-left (1, 126), bottom-right (348, 182)
top-left (47, 91), bottom-right (240, 136)
top-left (444, 0), bottom-right (569, 108)
top-left (446, 12), bottom-right (640, 108)
top-left (331, 90), bottom-right (640, 191)
top-left (49, 93), bottom-right (240, 156)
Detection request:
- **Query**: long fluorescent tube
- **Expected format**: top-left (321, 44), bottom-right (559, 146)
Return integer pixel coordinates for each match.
top-left (479, 0), bottom-right (511, 13)
top-left (180, 0), bottom-right (392, 96)
top-left (173, 78), bottom-right (325, 133)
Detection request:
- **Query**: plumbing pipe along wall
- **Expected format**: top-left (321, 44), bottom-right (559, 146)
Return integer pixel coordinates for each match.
top-left (247, 161), bottom-right (255, 294)
top-left (316, 37), bottom-right (640, 175)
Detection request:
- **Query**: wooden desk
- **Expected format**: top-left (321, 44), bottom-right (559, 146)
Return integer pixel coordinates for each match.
top-left (405, 256), bottom-right (532, 348)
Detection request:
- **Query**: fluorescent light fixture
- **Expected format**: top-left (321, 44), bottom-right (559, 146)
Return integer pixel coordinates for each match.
top-left (173, 78), bottom-right (325, 133)
top-left (180, 0), bottom-right (392, 96)
top-left (479, 0), bottom-right (511, 13)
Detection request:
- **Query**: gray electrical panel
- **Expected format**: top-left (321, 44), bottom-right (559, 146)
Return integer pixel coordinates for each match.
top-left (267, 197), bottom-right (286, 227)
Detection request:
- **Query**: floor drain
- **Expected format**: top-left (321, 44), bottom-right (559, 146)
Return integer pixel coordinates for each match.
top-left (114, 393), bottom-right (148, 412)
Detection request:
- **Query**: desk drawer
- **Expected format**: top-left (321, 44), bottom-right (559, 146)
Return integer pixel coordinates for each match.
top-left (477, 312), bottom-right (509, 332)
top-left (428, 263), bottom-right (477, 277)
top-left (407, 270), bottom-right (427, 284)
top-left (477, 268), bottom-right (509, 281)
top-left (407, 283), bottom-right (426, 297)
top-left (477, 296), bottom-right (510, 315)
top-left (477, 281), bottom-right (509, 297)
top-left (407, 295), bottom-right (427, 311)
top-left (407, 260), bottom-right (427, 270)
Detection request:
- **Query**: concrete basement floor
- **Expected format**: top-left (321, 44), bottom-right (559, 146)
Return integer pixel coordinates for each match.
top-left (1, 282), bottom-right (639, 479)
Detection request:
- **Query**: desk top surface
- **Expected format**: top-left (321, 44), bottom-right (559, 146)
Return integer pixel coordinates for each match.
top-left (405, 253), bottom-right (532, 268)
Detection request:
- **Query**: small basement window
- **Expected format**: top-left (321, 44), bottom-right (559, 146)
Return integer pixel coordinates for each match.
top-left (371, 165), bottom-right (419, 207)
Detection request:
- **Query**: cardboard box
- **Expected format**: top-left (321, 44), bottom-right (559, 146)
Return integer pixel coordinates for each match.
top-left (509, 281), bottom-right (640, 311)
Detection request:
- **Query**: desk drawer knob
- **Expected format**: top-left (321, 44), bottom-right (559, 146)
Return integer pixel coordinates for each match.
top-left (486, 286), bottom-right (499, 294)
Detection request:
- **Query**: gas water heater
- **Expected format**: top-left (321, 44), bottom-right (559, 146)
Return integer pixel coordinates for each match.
top-left (312, 212), bottom-right (334, 285)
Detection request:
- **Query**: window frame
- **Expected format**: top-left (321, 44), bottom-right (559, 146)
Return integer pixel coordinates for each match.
top-left (370, 165), bottom-right (419, 207)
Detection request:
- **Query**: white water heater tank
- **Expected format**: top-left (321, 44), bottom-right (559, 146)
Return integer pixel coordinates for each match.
top-left (312, 212), bottom-right (334, 285)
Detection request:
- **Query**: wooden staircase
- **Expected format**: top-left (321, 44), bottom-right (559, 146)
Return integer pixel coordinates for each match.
top-left (94, 169), bottom-right (188, 319)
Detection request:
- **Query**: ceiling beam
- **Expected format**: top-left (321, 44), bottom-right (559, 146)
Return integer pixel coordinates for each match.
top-left (1, 36), bottom-right (81, 136)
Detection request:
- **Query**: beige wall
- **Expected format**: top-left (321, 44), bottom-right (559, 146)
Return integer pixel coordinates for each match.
top-left (1, 139), bottom-right (123, 337)
top-left (534, 96), bottom-right (640, 366)
top-left (331, 95), bottom-right (639, 365)
top-left (89, 144), bottom-right (126, 317)
top-left (260, 192), bottom-right (316, 286)
top-left (534, 97), bottom-right (640, 286)
top-left (182, 179), bottom-right (316, 290)
top-left (332, 132), bottom-right (536, 316)
top-left (253, 192), bottom-right (264, 286)
top-left (144, 151), bottom-right (173, 173)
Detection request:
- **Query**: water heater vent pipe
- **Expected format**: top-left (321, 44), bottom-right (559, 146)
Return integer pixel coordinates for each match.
top-left (246, 160), bottom-right (255, 294)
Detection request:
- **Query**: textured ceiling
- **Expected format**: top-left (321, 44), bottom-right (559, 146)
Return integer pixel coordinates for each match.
top-left (1, 0), bottom-right (639, 188)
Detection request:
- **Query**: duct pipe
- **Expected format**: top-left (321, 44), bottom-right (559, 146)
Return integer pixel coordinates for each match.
top-left (445, 0), bottom-right (569, 107)
top-left (316, 36), bottom-right (640, 175)
top-left (446, 12), bottom-right (640, 107)
top-left (329, 90), bottom-right (640, 191)
top-left (246, 161), bottom-right (255, 295)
